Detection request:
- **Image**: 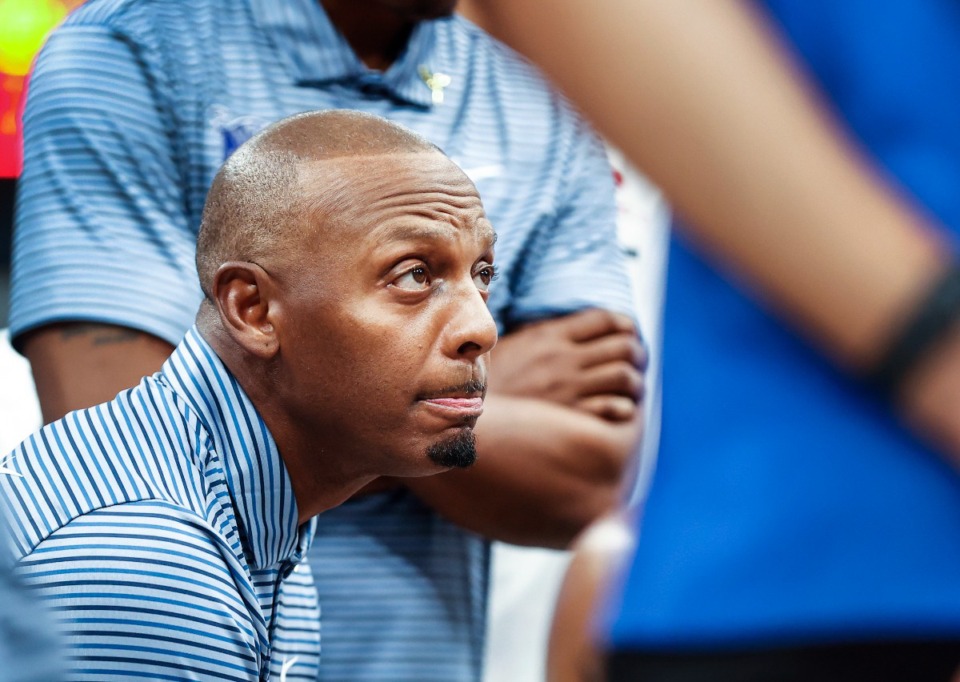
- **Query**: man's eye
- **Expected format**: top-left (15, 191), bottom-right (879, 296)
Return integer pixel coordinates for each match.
top-left (474, 264), bottom-right (498, 292)
top-left (394, 266), bottom-right (432, 291)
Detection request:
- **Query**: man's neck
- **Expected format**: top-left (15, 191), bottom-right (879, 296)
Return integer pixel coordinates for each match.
top-left (266, 410), bottom-right (381, 525)
top-left (200, 319), bottom-right (377, 525)
top-left (321, 0), bottom-right (416, 71)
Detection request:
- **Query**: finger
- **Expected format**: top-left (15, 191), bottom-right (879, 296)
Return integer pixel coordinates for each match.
top-left (578, 332), bottom-right (647, 370)
top-left (563, 308), bottom-right (637, 343)
top-left (576, 362), bottom-right (645, 402)
top-left (576, 395), bottom-right (638, 422)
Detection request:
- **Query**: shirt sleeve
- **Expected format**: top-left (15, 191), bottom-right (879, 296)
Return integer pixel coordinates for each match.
top-left (504, 114), bottom-right (637, 328)
top-left (9, 22), bottom-right (202, 349)
top-left (15, 503), bottom-right (262, 681)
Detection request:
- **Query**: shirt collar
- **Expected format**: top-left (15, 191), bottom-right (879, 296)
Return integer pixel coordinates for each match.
top-left (161, 327), bottom-right (317, 570)
top-left (248, 0), bottom-right (444, 108)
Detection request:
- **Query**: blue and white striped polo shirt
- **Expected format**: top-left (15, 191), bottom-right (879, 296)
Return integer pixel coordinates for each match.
top-left (1, 327), bottom-right (321, 681)
top-left (10, 1), bottom-right (634, 679)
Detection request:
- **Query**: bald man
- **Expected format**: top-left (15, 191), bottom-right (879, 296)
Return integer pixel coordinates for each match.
top-left (0, 110), bottom-right (497, 682)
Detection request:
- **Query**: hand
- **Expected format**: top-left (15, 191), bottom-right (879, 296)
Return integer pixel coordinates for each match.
top-left (488, 308), bottom-right (646, 422)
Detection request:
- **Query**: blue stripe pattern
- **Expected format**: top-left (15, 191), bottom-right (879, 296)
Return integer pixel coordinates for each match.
top-left (1, 328), bottom-right (320, 681)
top-left (9, 0), bottom-right (635, 679)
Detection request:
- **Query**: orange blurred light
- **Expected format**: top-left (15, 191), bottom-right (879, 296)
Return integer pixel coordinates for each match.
top-left (0, 0), bottom-right (83, 177)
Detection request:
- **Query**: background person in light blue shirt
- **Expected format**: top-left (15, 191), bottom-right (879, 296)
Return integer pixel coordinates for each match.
top-left (3, 110), bottom-right (499, 681)
top-left (10, 1), bottom-right (643, 679)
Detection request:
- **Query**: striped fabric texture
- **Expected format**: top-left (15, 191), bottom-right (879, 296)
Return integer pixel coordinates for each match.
top-left (10, 1), bottom-right (635, 679)
top-left (1, 328), bottom-right (321, 681)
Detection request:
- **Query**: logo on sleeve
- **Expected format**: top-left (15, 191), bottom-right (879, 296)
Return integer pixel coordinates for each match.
top-left (209, 106), bottom-right (270, 161)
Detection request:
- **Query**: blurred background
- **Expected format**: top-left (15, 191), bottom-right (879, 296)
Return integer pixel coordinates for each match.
top-left (0, 0), bottom-right (85, 326)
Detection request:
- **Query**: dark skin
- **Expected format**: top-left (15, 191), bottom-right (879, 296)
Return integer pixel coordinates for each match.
top-left (20, 2), bottom-right (645, 546)
top-left (24, 324), bottom-right (175, 424)
top-left (321, 0), bottom-right (458, 70)
top-left (199, 150), bottom-right (498, 522)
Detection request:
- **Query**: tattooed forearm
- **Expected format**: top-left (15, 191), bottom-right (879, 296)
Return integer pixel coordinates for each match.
top-left (59, 323), bottom-right (143, 346)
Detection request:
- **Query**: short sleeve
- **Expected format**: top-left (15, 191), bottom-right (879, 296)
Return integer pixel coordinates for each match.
top-left (506, 118), bottom-right (636, 326)
top-left (15, 503), bottom-right (261, 681)
top-left (9, 22), bottom-right (202, 348)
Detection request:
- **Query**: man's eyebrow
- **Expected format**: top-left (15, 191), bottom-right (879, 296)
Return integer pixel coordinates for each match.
top-left (377, 224), bottom-right (458, 243)
top-left (478, 228), bottom-right (497, 253)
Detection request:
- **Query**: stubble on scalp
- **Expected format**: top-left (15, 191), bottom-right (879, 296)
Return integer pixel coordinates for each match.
top-left (195, 109), bottom-right (443, 300)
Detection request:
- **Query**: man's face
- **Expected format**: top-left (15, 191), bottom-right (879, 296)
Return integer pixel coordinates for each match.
top-left (276, 151), bottom-right (497, 477)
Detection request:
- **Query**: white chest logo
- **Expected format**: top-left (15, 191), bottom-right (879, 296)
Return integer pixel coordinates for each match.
top-left (0, 453), bottom-right (22, 477)
top-left (280, 655), bottom-right (299, 682)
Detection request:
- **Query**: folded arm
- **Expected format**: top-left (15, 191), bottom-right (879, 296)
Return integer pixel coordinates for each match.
top-left (405, 309), bottom-right (645, 548)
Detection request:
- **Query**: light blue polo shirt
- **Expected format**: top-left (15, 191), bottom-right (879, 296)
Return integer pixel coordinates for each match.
top-left (11, 1), bottom-right (634, 679)
top-left (2, 327), bottom-right (321, 680)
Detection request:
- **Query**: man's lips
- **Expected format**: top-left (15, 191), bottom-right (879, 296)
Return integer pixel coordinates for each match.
top-left (417, 380), bottom-right (486, 418)
top-left (419, 396), bottom-right (484, 419)
top-left (422, 396), bottom-right (484, 410)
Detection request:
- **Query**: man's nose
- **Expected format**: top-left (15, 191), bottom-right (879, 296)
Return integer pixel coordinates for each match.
top-left (448, 284), bottom-right (498, 361)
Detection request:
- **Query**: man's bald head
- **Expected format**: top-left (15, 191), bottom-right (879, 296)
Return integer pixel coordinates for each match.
top-left (196, 110), bottom-right (443, 298)
top-left (193, 108), bottom-right (496, 505)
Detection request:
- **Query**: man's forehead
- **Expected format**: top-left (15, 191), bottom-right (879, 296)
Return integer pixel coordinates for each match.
top-left (302, 151), bottom-right (476, 198)
top-left (298, 150), bottom-right (483, 224)
top-left (267, 149), bottom-right (494, 278)
top-left (299, 150), bottom-right (464, 178)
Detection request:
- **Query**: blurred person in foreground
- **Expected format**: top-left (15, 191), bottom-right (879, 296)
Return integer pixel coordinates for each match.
top-left (464, 0), bottom-right (960, 679)
top-left (9, 0), bottom-right (643, 679)
top-left (0, 342), bottom-right (55, 682)
top-left (2, 110), bottom-right (500, 681)
top-left (0, 548), bottom-right (63, 682)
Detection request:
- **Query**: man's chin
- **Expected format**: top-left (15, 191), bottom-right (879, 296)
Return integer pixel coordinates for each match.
top-left (414, 0), bottom-right (459, 20)
top-left (426, 428), bottom-right (477, 469)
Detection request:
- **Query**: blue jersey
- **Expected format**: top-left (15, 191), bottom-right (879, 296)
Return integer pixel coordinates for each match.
top-left (607, 0), bottom-right (960, 650)
top-left (1, 327), bottom-right (321, 681)
top-left (10, 1), bottom-right (634, 678)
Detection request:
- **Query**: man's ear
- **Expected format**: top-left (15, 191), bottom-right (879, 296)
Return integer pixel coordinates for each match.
top-left (212, 261), bottom-right (279, 359)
